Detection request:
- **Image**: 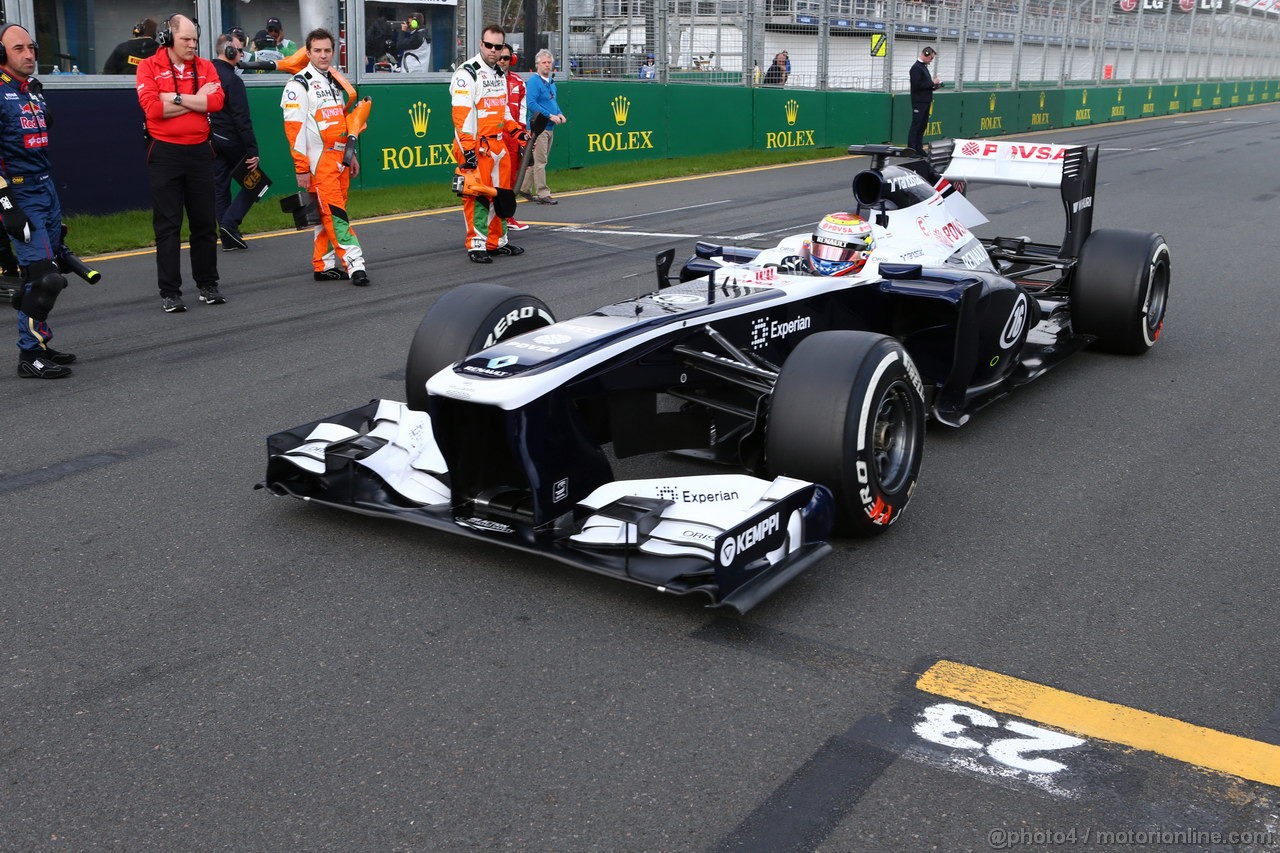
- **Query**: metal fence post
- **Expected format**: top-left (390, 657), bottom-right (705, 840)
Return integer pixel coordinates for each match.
top-left (1012, 2), bottom-right (1026, 88)
top-left (818, 0), bottom-right (830, 90)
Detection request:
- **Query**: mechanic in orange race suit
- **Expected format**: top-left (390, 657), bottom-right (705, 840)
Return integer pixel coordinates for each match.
top-left (451, 23), bottom-right (529, 264)
top-left (282, 28), bottom-right (370, 286)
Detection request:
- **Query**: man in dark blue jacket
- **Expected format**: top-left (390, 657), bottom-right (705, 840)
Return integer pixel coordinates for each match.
top-left (211, 31), bottom-right (260, 250)
top-left (0, 24), bottom-right (74, 378)
top-left (907, 46), bottom-right (942, 155)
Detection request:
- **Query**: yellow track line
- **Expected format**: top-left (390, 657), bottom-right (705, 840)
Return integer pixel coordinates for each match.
top-left (918, 660), bottom-right (1280, 788)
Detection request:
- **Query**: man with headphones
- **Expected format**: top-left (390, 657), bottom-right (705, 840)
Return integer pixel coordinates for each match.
top-left (211, 30), bottom-right (260, 251)
top-left (136, 14), bottom-right (226, 312)
top-left (102, 18), bottom-right (159, 74)
top-left (0, 24), bottom-right (75, 377)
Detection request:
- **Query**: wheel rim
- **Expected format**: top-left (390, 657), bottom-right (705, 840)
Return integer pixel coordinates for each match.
top-left (1145, 255), bottom-right (1170, 341)
top-left (871, 380), bottom-right (920, 494)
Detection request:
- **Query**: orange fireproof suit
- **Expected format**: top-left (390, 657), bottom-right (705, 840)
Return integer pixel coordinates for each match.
top-left (451, 53), bottom-right (523, 252)
top-left (282, 63), bottom-right (365, 274)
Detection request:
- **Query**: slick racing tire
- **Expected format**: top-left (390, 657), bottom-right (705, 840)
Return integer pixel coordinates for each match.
top-left (1073, 229), bottom-right (1170, 355)
top-left (767, 331), bottom-right (926, 537)
top-left (405, 283), bottom-right (555, 410)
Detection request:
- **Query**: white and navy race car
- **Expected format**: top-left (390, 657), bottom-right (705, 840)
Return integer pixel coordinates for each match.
top-left (262, 140), bottom-right (1170, 613)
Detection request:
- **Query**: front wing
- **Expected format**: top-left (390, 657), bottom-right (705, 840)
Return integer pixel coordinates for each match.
top-left (261, 400), bottom-right (834, 613)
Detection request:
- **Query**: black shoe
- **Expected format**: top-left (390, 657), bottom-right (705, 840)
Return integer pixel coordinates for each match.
top-left (468, 250), bottom-right (493, 264)
top-left (44, 347), bottom-right (77, 365)
top-left (518, 191), bottom-right (536, 202)
top-left (351, 270), bottom-right (370, 287)
top-left (161, 295), bottom-right (187, 313)
top-left (17, 351), bottom-right (72, 379)
top-left (198, 285), bottom-right (227, 305)
top-left (535, 196), bottom-right (558, 205)
top-left (219, 225), bottom-right (248, 251)
top-left (488, 244), bottom-right (524, 257)
top-left (313, 268), bottom-right (350, 281)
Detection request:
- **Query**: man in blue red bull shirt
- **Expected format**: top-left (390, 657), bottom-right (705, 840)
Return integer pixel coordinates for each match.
top-left (0, 24), bottom-right (75, 378)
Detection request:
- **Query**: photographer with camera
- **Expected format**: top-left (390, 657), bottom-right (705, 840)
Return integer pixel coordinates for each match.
top-left (396, 14), bottom-right (430, 72)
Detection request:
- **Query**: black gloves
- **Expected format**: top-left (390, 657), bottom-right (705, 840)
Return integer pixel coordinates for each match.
top-left (0, 189), bottom-right (32, 243)
top-left (462, 148), bottom-right (478, 171)
top-left (516, 129), bottom-right (531, 143)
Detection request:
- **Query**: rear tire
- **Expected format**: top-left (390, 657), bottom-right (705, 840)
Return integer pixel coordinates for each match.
top-left (405, 283), bottom-right (554, 410)
top-left (1073, 229), bottom-right (1170, 355)
top-left (767, 331), bottom-right (926, 536)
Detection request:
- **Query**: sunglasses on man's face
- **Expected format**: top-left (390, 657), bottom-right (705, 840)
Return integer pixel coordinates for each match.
top-left (498, 55), bottom-right (511, 62)
top-left (481, 40), bottom-right (503, 50)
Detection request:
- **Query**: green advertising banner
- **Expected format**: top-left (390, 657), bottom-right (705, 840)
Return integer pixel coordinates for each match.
top-left (1203, 83), bottom-right (1223, 111)
top-left (753, 88), bottom-right (828, 153)
top-left (889, 93), bottom-right (961, 149)
top-left (826, 91), bottom-right (892, 147)
top-left (557, 82), bottom-right (669, 166)
top-left (1134, 85), bottom-right (1163, 119)
top-left (959, 89), bottom-right (1018, 137)
top-left (1017, 89), bottom-right (1062, 134)
top-left (666, 85), bottom-right (753, 155)
top-left (356, 82), bottom-right (460, 190)
top-left (1062, 88), bottom-right (1101, 127)
top-left (240, 74), bottom-right (1280, 203)
top-left (1226, 81), bottom-right (1244, 108)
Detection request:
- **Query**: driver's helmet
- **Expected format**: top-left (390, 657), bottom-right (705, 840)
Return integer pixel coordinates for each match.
top-left (804, 212), bottom-right (875, 276)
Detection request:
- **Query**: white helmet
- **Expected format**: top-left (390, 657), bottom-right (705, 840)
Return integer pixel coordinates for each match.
top-left (805, 212), bottom-right (875, 276)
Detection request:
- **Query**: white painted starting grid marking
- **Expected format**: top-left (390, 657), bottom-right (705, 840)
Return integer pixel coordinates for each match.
top-left (907, 700), bottom-right (1089, 799)
top-left (594, 199), bottom-right (734, 224)
top-left (552, 226), bottom-right (763, 241)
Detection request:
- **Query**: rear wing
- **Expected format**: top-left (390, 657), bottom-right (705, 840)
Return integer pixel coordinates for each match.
top-left (928, 138), bottom-right (1099, 259)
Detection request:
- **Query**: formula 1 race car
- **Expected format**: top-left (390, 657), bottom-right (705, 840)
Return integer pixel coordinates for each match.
top-left (262, 139), bottom-right (1170, 613)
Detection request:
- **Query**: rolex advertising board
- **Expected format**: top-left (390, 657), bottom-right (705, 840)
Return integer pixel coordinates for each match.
top-left (753, 89), bottom-right (826, 152)
top-left (961, 90), bottom-right (1017, 137)
top-left (1062, 88), bottom-right (1102, 127)
top-left (360, 85), bottom-right (462, 189)
top-left (559, 84), bottom-right (668, 166)
top-left (1017, 89), bottom-right (1062, 132)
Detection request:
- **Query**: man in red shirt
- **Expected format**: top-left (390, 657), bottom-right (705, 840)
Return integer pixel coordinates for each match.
top-left (498, 46), bottom-right (527, 232)
top-left (136, 14), bottom-right (226, 312)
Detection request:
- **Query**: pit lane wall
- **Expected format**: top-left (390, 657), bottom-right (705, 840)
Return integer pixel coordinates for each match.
top-left (46, 78), bottom-right (1280, 215)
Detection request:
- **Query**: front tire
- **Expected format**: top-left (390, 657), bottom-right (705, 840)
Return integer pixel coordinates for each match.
top-left (767, 331), bottom-right (926, 536)
top-left (405, 283), bottom-right (554, 410)
top-left (1073, 229), bottom-right (1170, 355)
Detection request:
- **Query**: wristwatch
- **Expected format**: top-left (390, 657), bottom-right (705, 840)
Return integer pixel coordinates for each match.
top-left (172, 93), bottom-right (183, 105)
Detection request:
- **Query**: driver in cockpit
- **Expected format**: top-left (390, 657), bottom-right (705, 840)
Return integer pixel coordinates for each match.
top-left (797, 212), bottom-right (875, 276)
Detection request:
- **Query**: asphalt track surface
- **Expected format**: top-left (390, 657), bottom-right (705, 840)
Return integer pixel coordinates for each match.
top-left (4, 105), bottom-right (1280, 852)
